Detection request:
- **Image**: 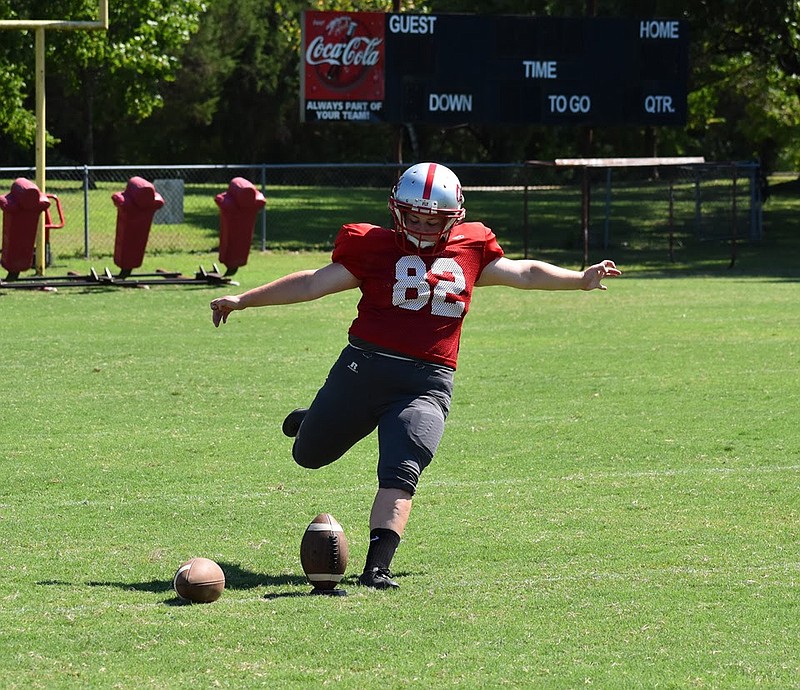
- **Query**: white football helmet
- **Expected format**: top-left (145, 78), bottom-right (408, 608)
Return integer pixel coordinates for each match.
top-left (388, 162), bottom-right (465, 255)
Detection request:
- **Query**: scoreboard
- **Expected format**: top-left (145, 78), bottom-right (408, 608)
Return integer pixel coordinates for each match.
top-left (301, 12), bottom-right (689, 127)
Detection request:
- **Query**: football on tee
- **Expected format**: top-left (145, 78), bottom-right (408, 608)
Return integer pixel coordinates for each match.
top-left (300, 513), bottom-right (349, 590)
top-left (173, 557), bottom-right (225, 603)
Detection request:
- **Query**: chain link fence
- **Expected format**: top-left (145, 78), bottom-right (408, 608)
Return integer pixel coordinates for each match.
top-left (0, 161), bottom-right (763, 265)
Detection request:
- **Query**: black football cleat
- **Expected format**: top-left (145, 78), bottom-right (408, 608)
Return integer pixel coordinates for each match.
top-left (358, 567), bottom-right (400, 590)
top-left (281, 408), bottom-right (308, 438)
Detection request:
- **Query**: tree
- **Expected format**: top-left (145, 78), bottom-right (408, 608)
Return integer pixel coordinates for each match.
top-left (122, 0), bottom-right (310, 163)
top-left (128, 0), bottom-right (423, 163)
top-left (2, 0), bottom-right (800, 169)
top-left (0, 0), bottom-right (44, 158)
top-left (0, 0), bottom-right (206, 163)
top-left (686, 0), bottom-right (800, 170)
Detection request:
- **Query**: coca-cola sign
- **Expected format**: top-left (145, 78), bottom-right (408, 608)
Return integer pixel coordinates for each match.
top-left (303, 11), bottom-right (385, 103)
top-left (305, 34), bottom-right (382, 73)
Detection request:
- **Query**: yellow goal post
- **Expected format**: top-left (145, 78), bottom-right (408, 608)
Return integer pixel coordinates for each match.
top-left (0, 1), bottom-right (109, 274)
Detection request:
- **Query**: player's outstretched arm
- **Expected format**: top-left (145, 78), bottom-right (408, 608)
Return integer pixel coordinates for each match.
top-left (476, 257), bottom-right (621, 291)
top-left (210, 262), bottom-right (359, 327)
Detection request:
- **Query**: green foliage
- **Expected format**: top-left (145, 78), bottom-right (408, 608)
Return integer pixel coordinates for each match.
top-left (686, 0), bottom-right (800, 169)
top-left (0, 0), bottom-right (206, 162)
top-left (0, 62), bottom-right (36, 144)
top-left (2, 0), bottom-right (800, 166)
top-left (0, 1), bottom-right (36, 147)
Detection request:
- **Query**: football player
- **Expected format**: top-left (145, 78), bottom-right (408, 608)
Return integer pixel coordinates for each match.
top-left (210, 162), bottom-right (620, 589)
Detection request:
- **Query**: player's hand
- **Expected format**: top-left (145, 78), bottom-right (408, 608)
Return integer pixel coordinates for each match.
top-left (210, 295), bottom-right (240, 327)
top-left (582, 260), bottom-right (621, 291)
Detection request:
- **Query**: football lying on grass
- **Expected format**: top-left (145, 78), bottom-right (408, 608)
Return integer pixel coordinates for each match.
top-left (300, 513), bottom-right (349, 591)
top-left (173, 557), bottom-right (225, 603)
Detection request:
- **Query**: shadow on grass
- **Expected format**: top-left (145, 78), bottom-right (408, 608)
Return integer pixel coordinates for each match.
top-left (39, 565), bottom-right (417, 602)
top-left (40, 561), bottom-right (306, 594)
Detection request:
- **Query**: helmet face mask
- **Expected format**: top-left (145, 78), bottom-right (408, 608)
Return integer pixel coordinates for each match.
top-left (388, 162), bottom-right (465, 255)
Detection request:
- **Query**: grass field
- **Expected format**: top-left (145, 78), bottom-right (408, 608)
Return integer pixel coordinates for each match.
top-left (2, 196), bottom-right (799, 687)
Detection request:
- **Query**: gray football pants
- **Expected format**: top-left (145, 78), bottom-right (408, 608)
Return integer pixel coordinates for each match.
top-left (291, 344), bottom-right (454, 495)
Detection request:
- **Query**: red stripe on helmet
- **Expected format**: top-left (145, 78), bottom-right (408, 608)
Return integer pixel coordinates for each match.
top-left (422, 163), bottom-right (437, 200)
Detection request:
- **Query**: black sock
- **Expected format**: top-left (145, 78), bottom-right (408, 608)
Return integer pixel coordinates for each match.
top-left (364, 528), bottom-right (401, 572)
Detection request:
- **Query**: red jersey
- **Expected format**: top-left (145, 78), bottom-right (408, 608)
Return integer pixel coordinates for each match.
top-left (332, 222), bottom-right (504, 369)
